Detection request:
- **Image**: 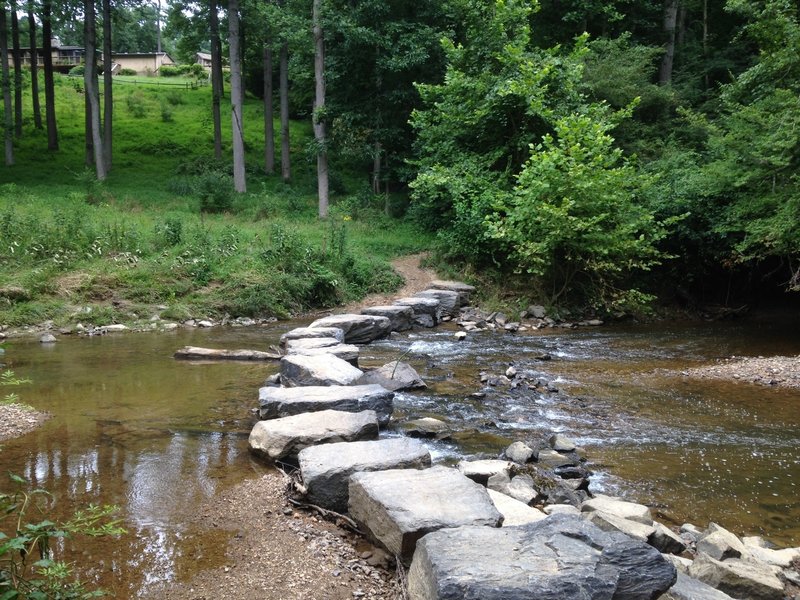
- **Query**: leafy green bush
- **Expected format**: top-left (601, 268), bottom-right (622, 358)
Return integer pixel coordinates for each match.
top-left (118, 68), bottom-right (137, 76)
top-left (176, 64), bottom-right (206, 78)
top-left (164, 91), bottom-right (186, 106)
top-left (125, 91), bottom-right (148, 118)
top-left (67, 65), bottom-right (84, 77)
top-left (159, 65), bottom-right (180, 77)
top-left (195, 170), bottom-right (233, 213)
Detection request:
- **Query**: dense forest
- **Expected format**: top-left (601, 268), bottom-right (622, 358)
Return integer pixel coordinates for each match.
top-left (1, 0), bottom-right (799, 317)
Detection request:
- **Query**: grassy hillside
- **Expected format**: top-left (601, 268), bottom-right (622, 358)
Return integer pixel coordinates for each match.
top-left (0, 74), bottom-right (431, 328)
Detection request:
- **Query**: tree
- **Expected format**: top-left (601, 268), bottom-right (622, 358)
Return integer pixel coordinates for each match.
top-left (11, 6), bottom-right (22, 138)
top-left (263, 44), bottom-right (274, 173)
top-left (279, 39), bottom-right (290, 181)
top-left (312, 0), bottom-right (328, 217)
top-left (209, 0), bottom-right (223, 160)
top-left (102, 0), bottom-right (113, 170)
top-left (84, 0), bottom-right (106, 179)
top-left (229, 0), bottom-right (246, 192)
top-left (659, 0), bottom-right (679, 84)
top-left (27, 2), bottom-right (42, 129)
top-left (1, 2), bottom-right (13, 165)
top-left (42, 0), bottom-right (58, 150)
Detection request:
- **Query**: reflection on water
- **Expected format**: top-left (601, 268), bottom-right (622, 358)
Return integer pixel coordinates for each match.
top-left (1, 313), bottom-right (799, 594)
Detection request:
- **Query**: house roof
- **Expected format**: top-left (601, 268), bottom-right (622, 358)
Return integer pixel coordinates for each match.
top-left (196, 52), bottom-right (212, 61)
top-left (112, 52), bottom-right (174, 59)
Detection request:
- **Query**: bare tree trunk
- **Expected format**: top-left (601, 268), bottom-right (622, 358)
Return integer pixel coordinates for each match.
top-left (372, 140), bottom-right (381, 194)
top-left (228, 0), bottom-right (246, 192)
top-left (84, 0), bottom-right (106, 179)
top-left (312, 0), bottom-right (328, 218)
top-left (279, 41), bottom-right (290, 182)
top-left (28, 2), bottom-right (42, 129)
top-left (85, 95), bottom-right (92, 166)
top-left (102, 0), bottom-right (112, 170)
top-left (209, 0), bottom-right (223, 160)
top-left (659, 0), bottom-right (679, 85)
top-left (703, 0), bottom-right (709, 90)
top-left (12, 9), bottom-right (22, 138)
top-left (1, 4), bottom-right (14, 165)
top-left (263, 45), bottom-right (274, 174)
top-left (42, 0), bottom-right (58, 150)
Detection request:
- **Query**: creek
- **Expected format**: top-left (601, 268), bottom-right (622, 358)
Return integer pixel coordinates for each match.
top-left (1, 312), bottom-right (799, 595)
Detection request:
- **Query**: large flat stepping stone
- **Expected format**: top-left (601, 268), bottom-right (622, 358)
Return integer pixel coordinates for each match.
top-left (280, 354), bottom-right (363, 387)
top-left (280, 326), bottom-right (345, 347)
top-left (393, 297), bottom-right (440, 328)
top-left (308, 314), bottom-right (391, 344)
top-left (427, 280), bottom-right (475, 305)
top-left (248, 409), bottom-right (378, 461)
top-left (582, 493), bottom-right (654, 525)
top-left (407, 513), bottom-right (677, 600)
top-left (360, 305), bottom-right (414, 331)
top-left (414, 289), bottom-right (461, 317)
top-left (348, 465), bottom-right (502, 562)
top-left (298, 438), bottom-right (431, 513)
top-left (259, 384), bottom-right (394, 425)
top-left (284, 337), bottom-right (360, 366)
top-left (487, 489), bottom-right (547, 526)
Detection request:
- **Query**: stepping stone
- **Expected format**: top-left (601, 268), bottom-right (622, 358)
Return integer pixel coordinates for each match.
top-left (697, 522), bottom-right (746, 561)
top-left (414, 289), bottom-right (461, 317)
top-left (393, 297), bottom-right (440, 328)
top-left (584, 509), bottom-right (656, 542)
top-left (427, 280), bottom-right (475, 305)
top-left (689, 553), bottom-right (784, 600)
top-left (280, 326), bottom-right (345, 347)
top-left (348, 465), bottom-right (502, 562)
top-left (457, 459), bottom-right (513, 486)
top-left (487, 489), bottom-right (547, 526)
top-left (582, 494), bottom-right (654, 525)
top-left (248, 409), bottom-right (378, 461)
top-left (308, 314), bottom-right (391, 344)
top-left (298, 437), bottom-right (431, 513)
top-left (259, 384), bottom-right (394, 426)
top-left (285, 337), bottom-right (360, 366)
top-left (407, 513), bottom-right (677, 600)
top-left (360, 305), bottom-right (413, 332)
top-left (537, 448), bottom-right (577, 468)
top-left (357, 361), bottom-right (426, 391)
top-left (280, 354), bottom-right (363, 387)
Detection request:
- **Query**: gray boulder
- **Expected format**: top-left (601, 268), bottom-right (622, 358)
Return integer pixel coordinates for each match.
top-left (504, 441), bottom-right (535, 464)
top-left (348, 466), bottom-right (503, 561)
top-left (393, 297), bottom-right (441, 328)
top-left (650, 521), bottom-right (688, 555)
top-left (407, 513), bottom-right (676, 600)
top-left (662, 573), bottom-right (736, 600)
top-left (298, 438), bottom-right (431, 513)
top-left (549, 433), bottom-right (577, 452)
top-left (584, 510), bottom-right (656, 542)
top-left (258, 384), bottom-right (394, 426)
top-left (402, 417), bottom-right (450, 438)
top-left (544, 504), bottom-right (581, 516)
top-left (689, 553), bottom-right (785, 600)
top-left (414, 289), bottom-right (461, 317)
top-left (427, 280), bottom-right (475, 305)
top-left (457, 459), bottom-right (512, 486)
top-left (248, 409), bottom-right (378, 461)
top-left (280, 326), bottom-right (345, 347)
top-left (697, 523), bottom-right (746, 561)
top-left (487, 489), bottom-right (546, 526)
top-left (360, 305), bottom-right (414, 332)
top-left (537, 448), bottom-right (576, 468)
top-left (280, 354), bottom-right (363, 387)
top-left (488, 472), bottom-right (539, 505)
top-left (308, 314), bottom-right (391, 344)
top-left (357, 361), bottom-right (426, 391)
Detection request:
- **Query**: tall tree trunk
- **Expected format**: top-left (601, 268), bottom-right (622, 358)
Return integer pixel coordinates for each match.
top-left (703, 0), bottom-right (709, 90)
top-left (84, 0), bottom-right (106, 179)
top-left (1, 4), bottom-right (14, 165)
top-left (11, 8), bottom-right (22, 138)
top-left (42, 0), bottom-right (58, 150)
top-left (659, 0), bottom-right (679, 85)
top-left (102, 0), bottom-right (112, 170)
top-left (372, 140), bottom-right (381, 195)
top-left (28, 2), bottom-right (42, 129)
top-left (85, 94), bottom-right (92, 166)
top-left (228, 0), bottom-right (246, 192)
top-left (209, 0), bottom-right (223, 160)
top-left (279, 41), bottom-right (290, 182)
top-left (263, 45), bottom-right (274, 174)
top-left (312, 0), bottom-right (328, 218)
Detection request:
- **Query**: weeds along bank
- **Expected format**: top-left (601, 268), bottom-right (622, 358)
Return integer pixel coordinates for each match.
top-left (0, 186), bottom-right (430, 328)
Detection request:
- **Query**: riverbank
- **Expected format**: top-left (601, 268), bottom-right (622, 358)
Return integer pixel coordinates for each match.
top-left (685, 355), bottom-right (800, 388)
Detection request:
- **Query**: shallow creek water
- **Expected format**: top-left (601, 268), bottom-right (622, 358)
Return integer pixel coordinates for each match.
top-left (1, 314), bottom-right (799, 594)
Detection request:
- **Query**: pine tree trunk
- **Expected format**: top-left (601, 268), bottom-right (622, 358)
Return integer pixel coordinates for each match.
top-left (210, 0), bottom-right (223, 160)
top-left (84, 0), bottom-right (106, 179)
top-left (1, 5), bottom-right (14, 165)
top-left (659, 0), bottom-right (679, 85)
top-left (228, 0), bottom-right (246, 192)
top-left (102, 0), bottom-right (112, 171)
top-left (11, 9), bottom-right (22, 138)
top-left (42, 0), bottom-right (58, 150)
top-left (263, 45), bottom-right (274, 174)
top-left (28, 2), bottom-right (42, 129)
top-left (312, 0), bottom-right (328, 218)
top-left (279, 41), bottom-right (290, 182)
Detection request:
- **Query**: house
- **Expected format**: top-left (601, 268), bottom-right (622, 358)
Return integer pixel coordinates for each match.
top-left (7, 40), bottom-right (85, 73)
top-left (111, 52), bottom-right (176, 75)
top-left (195, 52), bottom-right (212, 69)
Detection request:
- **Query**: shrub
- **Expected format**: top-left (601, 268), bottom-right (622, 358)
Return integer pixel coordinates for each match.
top-left (176, 63), bottom-right (206, 78)
top-left (67, 64), bottom-right (84, 76)
top-left (159, 65), bottom-right (180, 77)
top-left (196, 170), bottom-right (234, 213)
top-left (160, 100), bottom-right (174, 122)
top-left (164, 90), bottom-right (186, 106)
top-left (118, 68), bottom-right (137, 76)
top-left (125, 90), bottom-right (148, 118)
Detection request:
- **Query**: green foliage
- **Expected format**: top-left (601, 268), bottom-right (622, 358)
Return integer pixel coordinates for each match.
top-left (125, 91), bottom-right (149, 118)
top-left (0, 473), bottom-right (125, 599)
top-left (117, 68), bottom-right (137, 77)
top-left (158, 65), bottom-right (181, 78)
top-left (67, 65), bottom-right (84, 77)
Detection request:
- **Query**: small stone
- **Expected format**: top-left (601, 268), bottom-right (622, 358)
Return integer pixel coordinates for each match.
top-left (454, 331), bottom-right (467, 340)
top-left (39, 333), bottom-right (57, 344)
top-left (505, 366), bottom-right (517, 378)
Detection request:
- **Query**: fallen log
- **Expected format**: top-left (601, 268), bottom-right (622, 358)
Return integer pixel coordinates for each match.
top-left (174, 346), bottom-right (281, 361)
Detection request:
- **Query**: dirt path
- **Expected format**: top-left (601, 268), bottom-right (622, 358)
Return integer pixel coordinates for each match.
top-left (341, 252), bottom-right (438, 312)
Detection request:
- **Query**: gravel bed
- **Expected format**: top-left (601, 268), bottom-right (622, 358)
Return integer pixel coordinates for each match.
top-left (684, 355), bottom-right (800, 388)
top-left (0, 403), bottom-right (50, 442)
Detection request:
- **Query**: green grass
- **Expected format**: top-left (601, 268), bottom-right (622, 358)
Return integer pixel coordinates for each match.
top-left (0, 72), bottom-right (433, 328)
